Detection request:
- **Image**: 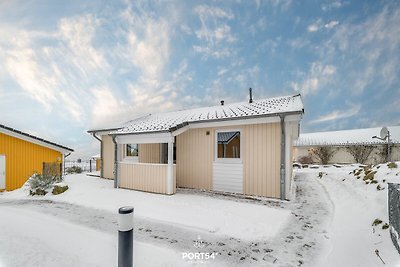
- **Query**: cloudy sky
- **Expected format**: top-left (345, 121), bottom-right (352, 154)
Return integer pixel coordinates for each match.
top-left (0, 0), bottom-right (399, 159)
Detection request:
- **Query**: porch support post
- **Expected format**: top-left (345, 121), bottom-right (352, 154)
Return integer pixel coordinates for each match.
top-left (167, 140), bottom-right (174, 195)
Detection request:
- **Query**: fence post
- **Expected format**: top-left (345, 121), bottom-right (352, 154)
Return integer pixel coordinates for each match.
top-left (118, 206), bottom-right (134, 267)
top-left (90, 160), bottom-right (92, 172)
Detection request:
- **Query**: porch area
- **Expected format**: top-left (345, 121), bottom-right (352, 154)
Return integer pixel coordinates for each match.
top-left (119, 162), bottom-right (176, 194)
top-left (114, 132), bottom-right (177, 195)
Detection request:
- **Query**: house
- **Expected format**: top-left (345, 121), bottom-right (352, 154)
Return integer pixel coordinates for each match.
top-left (88, 94), bottom-right (304, 200)
top-left (0, 124), bottom-right (74, 191)
top-left (293, 126), bottom-right (400, 164)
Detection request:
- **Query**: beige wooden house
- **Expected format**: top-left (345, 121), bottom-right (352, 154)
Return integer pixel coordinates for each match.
top-left (88, 94), bottom-right (304, 200)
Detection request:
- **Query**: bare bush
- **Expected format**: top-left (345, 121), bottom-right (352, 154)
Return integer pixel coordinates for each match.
top-left (309, 147), bottom-right (336, 165)
top-left (378, 144), bottom-right (395, 163)
top-left (346, 145), bottom-right (375, 164)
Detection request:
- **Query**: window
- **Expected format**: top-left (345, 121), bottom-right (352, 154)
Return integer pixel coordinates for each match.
top-left (126, 144), bottom-right (138, 157)
top-left (217, 131), bottom-right (241, 159)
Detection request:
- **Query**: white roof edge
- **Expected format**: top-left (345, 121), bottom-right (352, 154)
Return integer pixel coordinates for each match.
top-left (0, 127), bottom-right (73, 154)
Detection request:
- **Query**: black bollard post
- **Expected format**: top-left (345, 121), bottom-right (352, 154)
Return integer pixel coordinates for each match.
top-left (118, 206), bottom-right (134, 267)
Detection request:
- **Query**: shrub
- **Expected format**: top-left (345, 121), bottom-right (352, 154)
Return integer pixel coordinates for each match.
top-left (29, 173), bottom-right (62, 195)
top-left (346, 145), bottom-right (375, 164)
top-left (309, 147), bottom-right (337, 165)
top-left (66, 166), bottom-right (82, 174)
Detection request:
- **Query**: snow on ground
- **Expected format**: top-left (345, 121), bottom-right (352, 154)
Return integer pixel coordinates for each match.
top-left (0, 206), bottom-right (185, 267)
top-left (2, 174), bottom-right (290, 242)
top-left (297, 162), bottom-right (400, 267)
top-left (2, 163), bottom-right (400, 266)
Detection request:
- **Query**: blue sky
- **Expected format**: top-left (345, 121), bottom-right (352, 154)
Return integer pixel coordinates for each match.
top-left (0, 0), bottom-right (399, 159)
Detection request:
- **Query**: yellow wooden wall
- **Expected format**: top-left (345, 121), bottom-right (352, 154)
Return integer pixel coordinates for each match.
top-left (0, 132), bottom-right (62, 191)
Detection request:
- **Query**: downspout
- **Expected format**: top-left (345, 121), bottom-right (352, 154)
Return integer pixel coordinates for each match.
top-left (112, 135), bottom-right (118, 188)
top-left (91, 133), bottom-right (103, 178)
top-left (280, 115), bottom-right (286, 200)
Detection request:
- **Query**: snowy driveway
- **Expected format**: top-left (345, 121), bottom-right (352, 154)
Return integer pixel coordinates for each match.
top-left (0, 171), bottom-right (335, 267)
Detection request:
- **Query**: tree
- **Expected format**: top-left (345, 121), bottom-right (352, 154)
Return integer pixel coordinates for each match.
top-left (309, 147), bottom-right (337, 165)
top-left (346, 145), bottom-right (375, 164)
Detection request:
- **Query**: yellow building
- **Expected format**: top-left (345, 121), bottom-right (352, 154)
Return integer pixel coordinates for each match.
top-left (0, 124), bottom-right (73, 191)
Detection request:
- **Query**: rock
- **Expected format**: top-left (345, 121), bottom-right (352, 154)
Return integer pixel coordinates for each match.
top-left (372, 218), bottom-right (383, 226)
top-left (387, 162), bottom-right (398, 169)
top-left (30, 188), bottom-right (47, 196)
top-left (382, 223), bottom-right (389, 230)
top-left (52, 183), bottom-right (69, 195)
top-left (364, 171), bottom-right (377, 181)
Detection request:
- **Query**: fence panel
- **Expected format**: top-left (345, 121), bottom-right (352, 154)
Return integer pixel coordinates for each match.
top-left (64, 160), bottom-right (97, 173)
top-left (388, 183), bottom-right (400, 254)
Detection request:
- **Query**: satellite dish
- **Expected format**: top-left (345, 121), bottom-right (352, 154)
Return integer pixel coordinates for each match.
top-left (380, 127), bottom-right (389, 139)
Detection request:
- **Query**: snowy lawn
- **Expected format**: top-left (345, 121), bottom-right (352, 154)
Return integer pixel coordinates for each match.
top-left (297, 162), bottom-right (400, 267)
top-left (2, 173), bottom-right (290, 242)
top-left (0, 206), bottom-right (183, 267)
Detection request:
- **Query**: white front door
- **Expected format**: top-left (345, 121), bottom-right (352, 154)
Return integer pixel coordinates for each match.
top-left (0, 155), bottom-right (5, 190)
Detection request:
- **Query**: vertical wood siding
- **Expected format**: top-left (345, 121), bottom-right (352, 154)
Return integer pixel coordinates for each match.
top-left (0, 132), bottom-right (62, 191)
top-left (243, 123), bottom-right (281, 198)
top-left (176, 124), bottom-right (281, 198)
top-left (139, 144), bottom-right (161, 163)
top-left (102, 135), bottom-right (115, 179)
top-left (119, 163), bottom-right (176, 194)
top-left (176, 128), bottom-right (214, 190)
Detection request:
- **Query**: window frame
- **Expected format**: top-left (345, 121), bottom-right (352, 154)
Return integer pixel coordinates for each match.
top-left (123, 143), bottom-right (139, 163)
top-left (214, 129), bottom-right (242, 163)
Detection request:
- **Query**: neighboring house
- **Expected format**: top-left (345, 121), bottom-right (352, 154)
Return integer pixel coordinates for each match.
top-left (0, 124), bottom-right (73, 191)
top-left (293, 126), bottom-right (400, 164)
top-left (88, 94), bottom-right (304, 200)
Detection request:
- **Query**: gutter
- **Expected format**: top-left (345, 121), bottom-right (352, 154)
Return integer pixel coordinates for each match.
top-left (91, 133), bottom-right (103, 178)
top-left (112, 135), bottom-right (118, 188)
top-left (280, 115), bottom-right (286, 200)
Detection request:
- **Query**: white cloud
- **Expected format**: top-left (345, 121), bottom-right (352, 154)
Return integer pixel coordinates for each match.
top-left (194, 5), bottom-right (234, 20)
top-left (307, 23), bottom-right (320, 32)
top-left (320, 6), bottom-right (400, 94)
top-left (58, 14), bottom-right (109, 75)
top-left (5, 48), bottom-right (58, 110)
top-left (324, 20), bottom-right (339, 29)
top-left (291, 62), bottom-right (336, 95)
top-left (322, 1), bottom-right (346, 11)
top-left (310, 104), bottom-right (360, 124)
top-left (193, 5), bottom-right (236, 59)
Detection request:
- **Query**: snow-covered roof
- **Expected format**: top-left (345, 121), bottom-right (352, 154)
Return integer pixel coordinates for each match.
top-left (0, 123), bottom-right (73, 153)
top-left (112, 94), bottom-right (303, 135)
top-left (294, 126), bottom-right (400, 147)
